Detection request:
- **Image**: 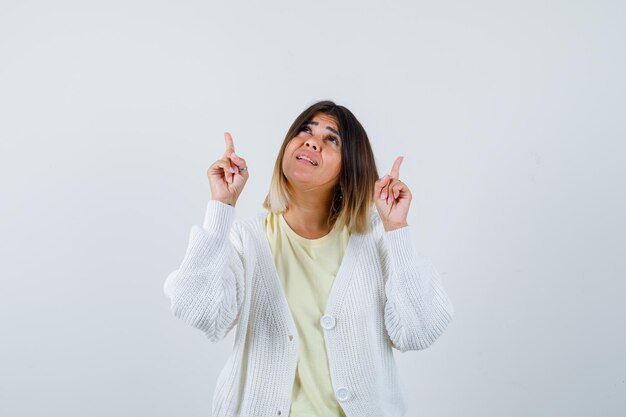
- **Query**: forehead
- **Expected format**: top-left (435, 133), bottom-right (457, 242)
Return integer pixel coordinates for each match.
top-left (309, 112), bottom-right (339, 130)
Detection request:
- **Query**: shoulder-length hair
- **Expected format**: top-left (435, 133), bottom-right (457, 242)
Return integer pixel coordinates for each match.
top-left (262, 100), bottom-right (379, 234)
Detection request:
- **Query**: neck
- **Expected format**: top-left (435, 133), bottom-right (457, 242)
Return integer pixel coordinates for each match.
top-left (283, 189), bottom-right (334, 234)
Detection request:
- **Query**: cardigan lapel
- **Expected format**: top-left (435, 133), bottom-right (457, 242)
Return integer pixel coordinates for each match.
top-left (254, 211), bottom-right (365, 333)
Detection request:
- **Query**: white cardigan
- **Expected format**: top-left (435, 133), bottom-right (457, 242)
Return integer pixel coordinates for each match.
top-left (163, 199), bottom-right (455, 417)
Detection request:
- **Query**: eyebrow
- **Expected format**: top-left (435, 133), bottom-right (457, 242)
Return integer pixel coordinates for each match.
top-left (305, 121), bottom-right (341, 140)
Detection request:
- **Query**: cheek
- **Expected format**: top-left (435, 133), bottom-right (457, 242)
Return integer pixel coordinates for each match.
top-left (282, 142), bottom-right (295, 160)
top-left (330, 155), bottom-right (343, 175)
top-left (284, 139), bottom-right (299, 155)
top-left (281, 155), bottom-right (290, 173)
top-left (336, 151), bottom-right (343, 167)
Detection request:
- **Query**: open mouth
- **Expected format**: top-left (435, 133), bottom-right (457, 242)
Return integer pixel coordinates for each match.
top-left (296, 155), bottom-right (318, 166)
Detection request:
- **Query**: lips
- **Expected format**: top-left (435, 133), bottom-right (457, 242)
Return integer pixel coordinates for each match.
top-left (295, 152), bottom-right (318, 166)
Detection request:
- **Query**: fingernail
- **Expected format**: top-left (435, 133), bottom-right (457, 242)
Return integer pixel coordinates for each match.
top-left (230, 167), bottom-right (236, 173)
top-left (381, 192), bottom-right (387, 200)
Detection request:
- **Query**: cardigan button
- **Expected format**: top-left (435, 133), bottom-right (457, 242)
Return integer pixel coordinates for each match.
top-left (336, 387), bottom-right (350, 401)
top-left (320, 315), bottom-right (336, 329)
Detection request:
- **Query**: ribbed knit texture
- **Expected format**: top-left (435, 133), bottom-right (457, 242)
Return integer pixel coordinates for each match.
top-left (164, 199), bottom-right (455, 417)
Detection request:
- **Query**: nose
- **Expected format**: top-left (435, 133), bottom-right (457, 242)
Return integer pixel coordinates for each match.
top-left (304, 136), bottom-right (322, 151)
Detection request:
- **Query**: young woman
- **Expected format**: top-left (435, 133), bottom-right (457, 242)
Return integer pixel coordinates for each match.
top-left (164, 100), bottom-right (455, 417)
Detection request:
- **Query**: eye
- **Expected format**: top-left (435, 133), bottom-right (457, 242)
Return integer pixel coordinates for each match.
top-left (299, 125), bottom-right (340, 145)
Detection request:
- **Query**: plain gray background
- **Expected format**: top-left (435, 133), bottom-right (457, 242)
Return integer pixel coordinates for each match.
top-left (1, 0), bottom-right (624, 416)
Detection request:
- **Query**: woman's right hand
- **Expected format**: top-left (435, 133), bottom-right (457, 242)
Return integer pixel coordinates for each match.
top-left (207, 132), bottom-right (249, 207)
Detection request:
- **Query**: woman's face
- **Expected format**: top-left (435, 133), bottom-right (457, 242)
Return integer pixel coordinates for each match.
top-left (282, 112), bottom-right (343, 195)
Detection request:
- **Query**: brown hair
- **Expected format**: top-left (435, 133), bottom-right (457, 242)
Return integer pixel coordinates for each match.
top-left (262, 100), bottom-right (379, 234)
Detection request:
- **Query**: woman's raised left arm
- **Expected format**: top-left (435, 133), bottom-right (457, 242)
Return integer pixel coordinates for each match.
top-left (377, 224), bottom-right (455, 352)
top-left (374, 155), bottom-right (455, 352)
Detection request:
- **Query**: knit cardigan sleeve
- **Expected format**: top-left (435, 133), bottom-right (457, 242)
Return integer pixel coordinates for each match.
top-left (379, 224), bottom-right (455, 352)
top-left (163, 199), bottom-right (245, 343)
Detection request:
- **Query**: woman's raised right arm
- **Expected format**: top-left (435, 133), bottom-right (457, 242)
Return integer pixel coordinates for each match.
top-left (163, 200), bottom-right (245, 343)
top-left (164, 132), bottom-right (250, 342)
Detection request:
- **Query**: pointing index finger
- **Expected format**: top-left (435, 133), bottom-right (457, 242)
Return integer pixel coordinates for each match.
top-left (390, 156), bottom-right (403, 179)
top-left (223, 132), bottom-right (235, 158)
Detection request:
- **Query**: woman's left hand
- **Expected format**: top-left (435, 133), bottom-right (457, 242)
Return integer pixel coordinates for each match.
top-left (374, 156), bottom-right (412, 231)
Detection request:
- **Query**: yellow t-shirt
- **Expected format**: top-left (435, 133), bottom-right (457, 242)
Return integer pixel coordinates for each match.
top-left (265, 211), bottom-right (350, 417)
